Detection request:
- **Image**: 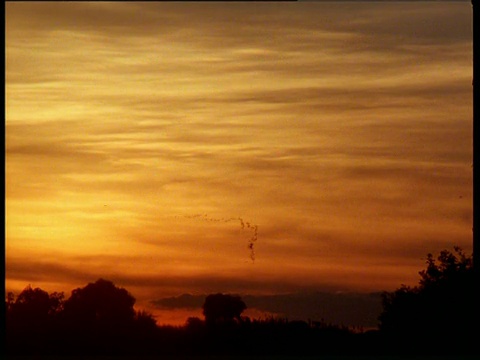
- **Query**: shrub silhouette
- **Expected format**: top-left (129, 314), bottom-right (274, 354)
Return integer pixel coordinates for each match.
top-left (134, 309), bottom-right (158, 331)
top-left (5, 286), bottom-right (65, 354)
top-left (202, 293), bottom-right (246, 327)
top-left (185, 316), bottom-right (206, 332)
top-left (62, 278), bottom-right (136, 332)
top-left (378, 247), bottom-right (474, 352)
top-left (6, 286), bottom-right (64, 330)
top-left (6, 252), bottom-right (475, 357)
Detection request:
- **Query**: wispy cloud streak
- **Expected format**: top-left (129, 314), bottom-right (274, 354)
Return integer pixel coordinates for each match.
top-left (5, 2), bottom-right (472, 325)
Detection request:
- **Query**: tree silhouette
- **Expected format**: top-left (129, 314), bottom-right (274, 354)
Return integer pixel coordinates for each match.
top-left (62, 278), bottom-right (136, 333)
top-left (202, 293), bottom-right (246, 327)
top-left (378, 247), bottom-right (474, 352)
top-left (185, 316), bottom-right (205, 332)
top-left (6, 286), bottom-right (64, 332)
top-left (6, 261), bottom-right (474, 357)
top-left (5, 286), bottom-right (65, 355)
top-left (5, 279), bottom-right (159, 354)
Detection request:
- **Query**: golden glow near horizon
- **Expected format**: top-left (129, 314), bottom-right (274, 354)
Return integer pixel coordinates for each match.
top-left (6, 2), bottom-right (473, 325)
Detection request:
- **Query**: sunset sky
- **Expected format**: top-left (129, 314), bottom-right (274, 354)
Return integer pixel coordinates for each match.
top-left (5, 1), bottom-right (473, 326)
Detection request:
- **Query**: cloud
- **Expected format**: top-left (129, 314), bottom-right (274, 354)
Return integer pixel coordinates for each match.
top-left (6, 250), bottom-right (384, 327)
top-left (6, 2), bottom-right (471, 83)
top-left (151, 291), bottom-right (383, 328)
top-left (5, 1), bottom-right (472, 313)
top-left (341, 2), bottom-right (472, 47)
top-left (6, 250), bottom-right (400, 299)
top-left (152, 293), bottom-right (205, 310)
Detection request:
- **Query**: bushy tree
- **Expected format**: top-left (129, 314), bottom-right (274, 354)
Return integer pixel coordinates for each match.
top-left (378, 247), bottom-right (474, 351)
top-left (5, 286), bottom-right (65, 354)
top-left (6, 286), bottom-right (64, 333)
top-left (133, 309), bottom-right (158, 333)
top-left (185, 316), bottom-right (205, 332)
top-left (5, 279), bottom-right (162, 355)
top-left (62, 278), bottom-right (136, 332)
top-left (202, 293), bottom-right (246, 326)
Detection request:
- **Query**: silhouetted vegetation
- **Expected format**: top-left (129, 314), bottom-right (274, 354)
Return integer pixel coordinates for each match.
top-left (378, 247), bottom-right (475, 354)
top-left (5, 279), bottom-right (158, 356)
top-left (4, 248), bottom-right (476, 357)
top-left (202, 293), bottom-right (246, 327)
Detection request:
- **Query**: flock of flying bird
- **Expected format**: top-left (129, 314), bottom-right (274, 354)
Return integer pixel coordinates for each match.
top-left (182, 214), bottom-right (258, 262)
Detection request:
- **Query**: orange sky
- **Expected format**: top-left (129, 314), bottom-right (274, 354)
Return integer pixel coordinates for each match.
top-left (5, 1), bottom-right (473, 326)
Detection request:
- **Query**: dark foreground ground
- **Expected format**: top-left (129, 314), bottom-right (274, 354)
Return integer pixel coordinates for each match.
top-left (5, 327), bottom-right (477, 359)
top-left (4, 356), bottom-right (480, 360)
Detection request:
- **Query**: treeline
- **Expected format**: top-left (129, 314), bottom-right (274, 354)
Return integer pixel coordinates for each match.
top-left (4, 247), bottom-right (476, 357)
